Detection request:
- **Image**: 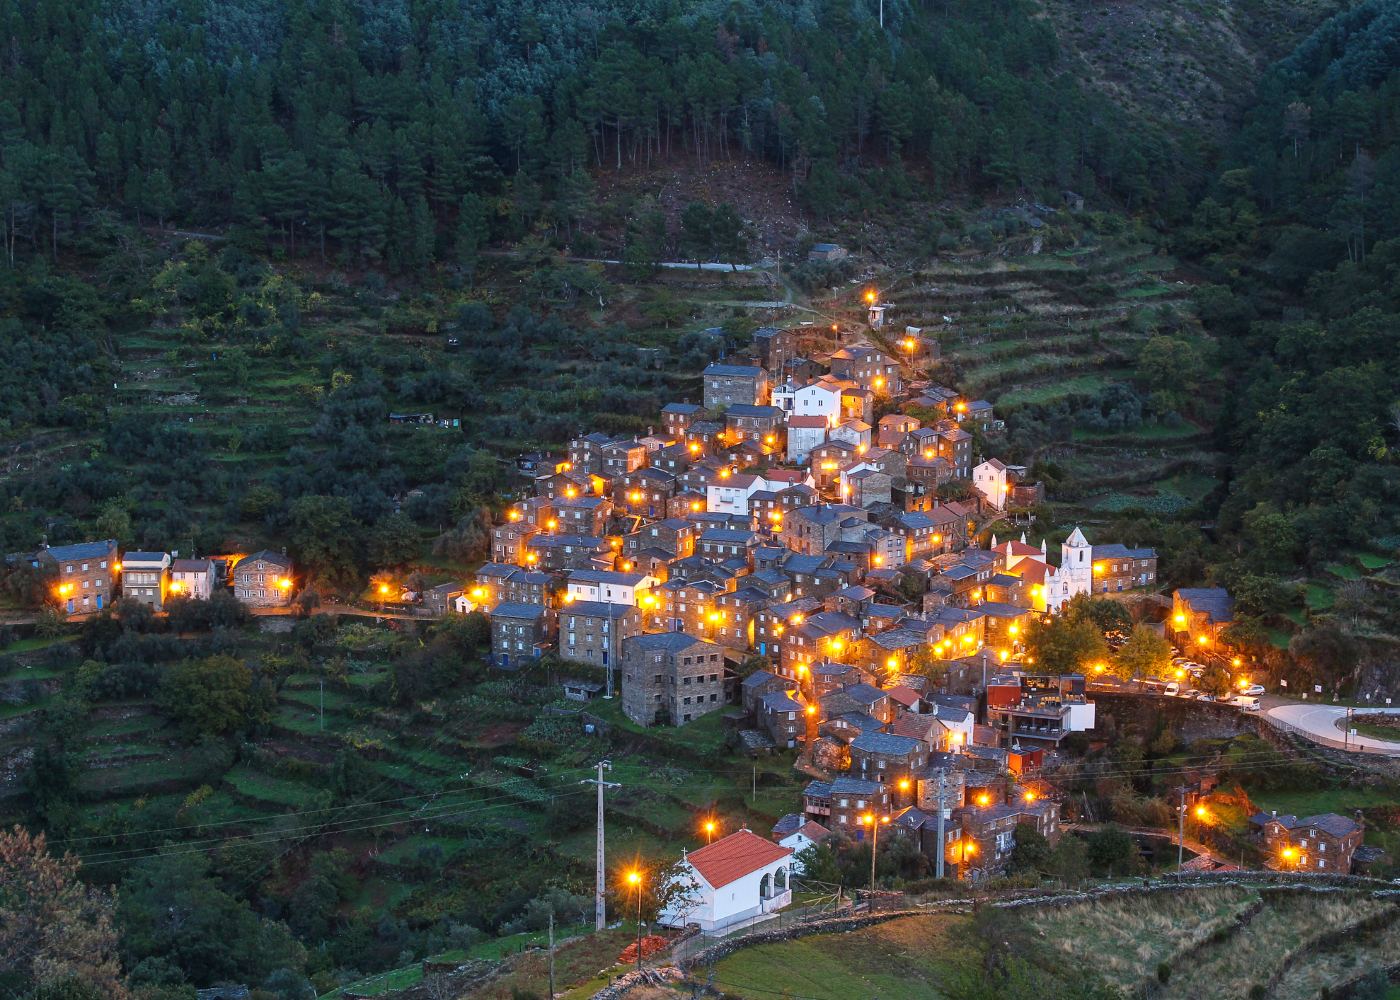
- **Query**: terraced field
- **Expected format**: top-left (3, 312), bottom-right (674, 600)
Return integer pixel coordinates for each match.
top-left (662, 885), bottom-right (1400, 1000)
top-left (886, 240), bottom-right (1223, 530)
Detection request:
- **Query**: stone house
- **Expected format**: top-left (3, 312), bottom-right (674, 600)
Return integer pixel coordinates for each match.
top-left (490, 602), bottom-right (555, 668)
top-left (33, 539), bottom-right (119, 616)
top-left (232, 550), bottom-right (293, 607)
top-left (702, 363), bottom-right (769, 409)
top-left (560, 600), bottom-right (639, 674)
top-left (1255, 812), bottom-right (1364, 874)
top-left (849, 730), bottom-right (928, 783)
top-left (621, 632), bottom-right (727, 727)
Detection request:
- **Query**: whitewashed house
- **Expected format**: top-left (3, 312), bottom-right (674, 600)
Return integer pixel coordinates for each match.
top-left (565, 569), bottom-right (658, 607)
top-left (706, 473), bottom-right (778, 516)
top-left (169, 558), bottom-right (215, 600)
top-left (657, 829), bottom-right (794, 932)
top-left (791, 378), bottom-right (845, 428)
top-left (771, 817), bottom-right (830, 875)
top-left (785, 415), bottom-right (828, 464)
top-left (972, 458), bottom-right (1010, 511)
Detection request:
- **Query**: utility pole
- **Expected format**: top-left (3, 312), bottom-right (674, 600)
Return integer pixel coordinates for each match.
top-left (935, 771), bottom-right (947, 879)
top-left (751, 762), bottom-right (757, 804)
top-left (319, 677), bottom-right (324, 731)
top-left (581, 760), bottom-right (619, 930)
top-left (1177, 786), bottom-right (1187, 871)
top-left (548, 911), bottom-right (556, 1000)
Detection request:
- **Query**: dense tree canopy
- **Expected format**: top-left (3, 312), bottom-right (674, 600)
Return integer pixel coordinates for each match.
top-left (0, 0), bottom-right (1191, 269)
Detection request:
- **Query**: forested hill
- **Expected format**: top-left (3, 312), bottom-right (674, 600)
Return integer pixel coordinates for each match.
top-left (1175, 0), bottom-right (1400, 660)
top-left (1, 0), bottom-right (1191, 267)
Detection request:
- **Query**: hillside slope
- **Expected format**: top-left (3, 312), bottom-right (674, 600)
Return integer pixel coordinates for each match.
top-left (1040, 0), bottom-right (1347, 137)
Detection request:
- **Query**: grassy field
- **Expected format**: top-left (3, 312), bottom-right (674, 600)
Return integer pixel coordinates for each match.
top-left (711, 912), bottom-right (980, 1000)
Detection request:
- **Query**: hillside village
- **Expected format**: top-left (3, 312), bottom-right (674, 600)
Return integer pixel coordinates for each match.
top-left (20, 288), bottom-right (1384, 953)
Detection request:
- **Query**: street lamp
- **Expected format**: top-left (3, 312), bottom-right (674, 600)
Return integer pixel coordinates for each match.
top-left (858, 812), bottom-right (891, 891)
top-left (703, 820), bottom-right (717, 844)
top-left (626, 869), bottom-right (644, 967)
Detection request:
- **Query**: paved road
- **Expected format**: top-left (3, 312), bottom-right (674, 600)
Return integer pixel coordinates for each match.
top-left (1265, 701), bottom-right (1400, 753)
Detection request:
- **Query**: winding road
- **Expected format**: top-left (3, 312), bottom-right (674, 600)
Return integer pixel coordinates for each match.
top-left (1265, 699), bottom-right (1400, 755)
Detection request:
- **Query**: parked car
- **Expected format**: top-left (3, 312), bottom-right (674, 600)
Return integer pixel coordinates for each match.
top-left (1240, 683), bottom-right (1265, 697)
top-left (1164, 681), bottom-right (1180, 697)
top-left (1232, 695), bottom-right (1261, 711)
top-left (1184, 688), bottom-right (1203, 700)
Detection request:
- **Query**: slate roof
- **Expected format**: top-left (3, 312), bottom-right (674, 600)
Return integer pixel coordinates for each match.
top-left (564, 601), bottom-right (634, 619)
top-left (761, 691), bottom-right (803, 713)
top-left (627, 632), bottom-right (710, 653)
top-left (850, 731), bottom-right (921, 756)
top-left (829, 776), bottom-right (885, 795)
top-left (491, 602), bottom-right (545, 620)
top-left (1094, 542), bottom-right (1157, 560)
top-left (703, 363), bottom-right (766, 378)
top-left (1176, 587), bottom-right (1234, 624)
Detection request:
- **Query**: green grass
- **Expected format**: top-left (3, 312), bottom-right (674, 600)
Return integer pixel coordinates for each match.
top-left (1247, 786), bottom-right (1398, 817)
top-left (1072, 421), bottom-right (1201, 442)
top-left (1304, 583), bottom-right (1335, 611)
top-left (581, 697), bottom-right (733, 756)
top-left (223, 766), bottom-right (327, 808)
top-left (712, 913), bottom-right (978, 1000)
top-left (1350, 551), bottom-right (1393, 571)
top-left (0, 634), bottom-right (78, 655)
top-left (72, 756), bottom-right (206, 796)
top-left (281, 687), bottom-right (357, 711)
top-left (996, 372), bottom-right (1120, 408)
top-left (1346, 714), bottom-right (1400, 742)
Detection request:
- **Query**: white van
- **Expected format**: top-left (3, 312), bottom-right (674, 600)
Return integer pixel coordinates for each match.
top-left (1233, 695), bottom-right (1260, 711)
top-left (1164, 681), bottom-right (1180, 697)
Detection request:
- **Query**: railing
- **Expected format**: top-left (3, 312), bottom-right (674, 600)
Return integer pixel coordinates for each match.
top-left (1262, 714), bottom-right (1400, 757)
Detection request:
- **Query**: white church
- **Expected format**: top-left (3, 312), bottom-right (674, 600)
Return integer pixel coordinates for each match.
top-left (995, 527), bottom-right (1094, 614)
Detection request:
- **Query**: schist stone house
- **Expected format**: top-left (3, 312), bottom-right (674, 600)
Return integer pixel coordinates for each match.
top-left (621, 632), bottom-right (726, 727)
top-left (1091, 543), bottom-right (1158, 593)
top-left (702, 363), bottom-right (769, 409)
top-left (1253, 811), bottom-right (1364, 873)
top-left (232, 550), bottom-right (293, 607)
top-left (31, 539), bottom-right (119, 616)
top-left (560, 600), bottom-right (638, 674)
top-left (491, 602), bottom-right (554, 668)
top-left (657, 829), bottom-right (793, 933)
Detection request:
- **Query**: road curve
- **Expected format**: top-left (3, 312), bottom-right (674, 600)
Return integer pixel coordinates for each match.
top-left (1265, 702), bottom-right (1400, 753)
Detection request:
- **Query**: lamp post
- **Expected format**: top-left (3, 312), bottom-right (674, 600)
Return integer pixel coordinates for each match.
top-left (626, 870), bottom-right (643, 968)
top-left (859, 812), bottom-right (890, 893)
top-left (704, 820), bottom-right (717, 845)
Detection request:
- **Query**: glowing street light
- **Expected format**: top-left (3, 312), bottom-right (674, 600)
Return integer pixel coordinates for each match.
top-left (863, 289), bottom-right (878, 305)
top-left (625, 869), bottom-right (644, 967)
top-left (704, 820), bottom-right (717, 844)
top-left (858, 812), bottom-right (891, 890)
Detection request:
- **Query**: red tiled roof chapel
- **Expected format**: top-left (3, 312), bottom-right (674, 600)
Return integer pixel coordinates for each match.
top-left (687, 829), bottom-right (793, 889)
